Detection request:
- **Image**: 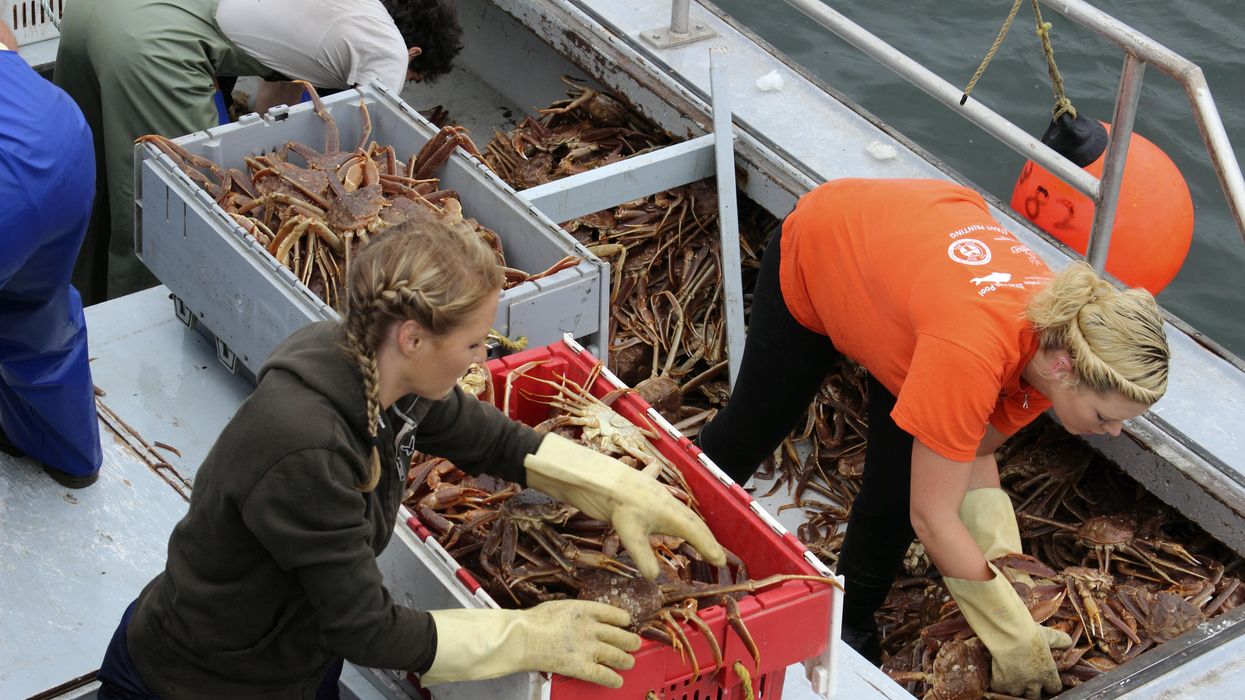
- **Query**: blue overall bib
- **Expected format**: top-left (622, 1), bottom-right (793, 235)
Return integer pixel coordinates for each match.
top-left (0, 50), bottom-right (102, 478)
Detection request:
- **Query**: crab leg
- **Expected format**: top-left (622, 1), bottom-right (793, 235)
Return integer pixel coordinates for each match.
top-left (1065, 578), bottom-right (1103, 638)
top-left (292, 80), bottom-right (339, 153)
top-left (355, 95), bottom-right (372, 152)
top-left (136, 134), bottom-right (226, 196)
top-left (669, 602), bottom-right (722, 674)
top-left (720, 595), bottom-right (761, 671)
top-left (660, 610), bottom-right (699, 678)
top-left (660, 573), bottom-right (843, 605)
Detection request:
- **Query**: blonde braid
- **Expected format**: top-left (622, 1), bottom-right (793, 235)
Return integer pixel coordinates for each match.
top-left (377, 283), bottom-right (445, 332)
top-left (1027, 262), bottom-right (1169, 405)
top-left (340, 302), bottom-right (386, 492)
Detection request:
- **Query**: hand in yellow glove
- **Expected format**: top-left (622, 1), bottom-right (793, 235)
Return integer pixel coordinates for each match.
top-left (960, 487), bottom-right (1035, 586)
top-left (944, 563), bottom-right (1073, 700)
top-left (421, 600), bottom-right (642, 687)
top-left (524, 433), bottom-right (727, 579)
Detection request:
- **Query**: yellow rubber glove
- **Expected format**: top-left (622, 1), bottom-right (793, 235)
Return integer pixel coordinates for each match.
top-left (944, 563), bottom-right (1073, 700)
top-left (960, 487), bottom-right (1034, 586)
top-left (421, 600), bottom-right (642, 687)
top-left (524, 433), bottom-right (726, 580)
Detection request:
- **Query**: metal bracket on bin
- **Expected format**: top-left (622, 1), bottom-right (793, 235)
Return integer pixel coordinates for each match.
top-left (171, 295), bottom-right (197, 330)
top-left (520, 48), bottom-right (744, 388)
top-left (215, 338), bottom-right (239, 374)
top-left (170, 294), bottom-right (240, 376)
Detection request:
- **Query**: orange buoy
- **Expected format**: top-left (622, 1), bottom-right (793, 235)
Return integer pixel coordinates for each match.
top-left (1010, 114), bottom-right (1194, 294)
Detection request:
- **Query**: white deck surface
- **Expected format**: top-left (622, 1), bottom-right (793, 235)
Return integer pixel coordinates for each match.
top-left (0, 287), bottom-right (252, 698)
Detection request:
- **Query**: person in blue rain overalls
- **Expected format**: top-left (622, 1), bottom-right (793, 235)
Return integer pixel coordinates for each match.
top-left (0, 21), bottom-right (103, 488)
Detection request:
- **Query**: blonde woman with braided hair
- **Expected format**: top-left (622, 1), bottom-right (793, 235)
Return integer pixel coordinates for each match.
top-left (96, 217), bottom-right (725, 698)
top-left (697, 179), bottom-right (1169, 700)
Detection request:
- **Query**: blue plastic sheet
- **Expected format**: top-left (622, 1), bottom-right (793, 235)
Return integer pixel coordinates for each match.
top-left (0, 51), bottom-right (102, 476)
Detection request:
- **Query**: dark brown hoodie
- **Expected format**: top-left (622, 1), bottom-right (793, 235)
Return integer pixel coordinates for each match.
top-left (127, 321), bottom-right (541, 698)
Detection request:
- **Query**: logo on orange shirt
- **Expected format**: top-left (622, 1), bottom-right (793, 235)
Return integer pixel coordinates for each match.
top-left (947, 239), bottom-right (992, 265)
top-left (971, 272), bottom-right (1011, 286)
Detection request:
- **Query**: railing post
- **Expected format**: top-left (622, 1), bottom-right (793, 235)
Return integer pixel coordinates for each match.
top-left (640, 0), bottom-right (717, 49)
top-left (671, 0), bottom-right (690, 34)
top-left (709, 48), bottom-right (745, 390)
top-left (1087, 54), bottom-right (1146, 274)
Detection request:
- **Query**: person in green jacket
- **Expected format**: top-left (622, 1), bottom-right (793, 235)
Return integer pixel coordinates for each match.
top-left (95, 214), bottom-right (726, 698)
top-left (53, 0), bottom-right (462, 305)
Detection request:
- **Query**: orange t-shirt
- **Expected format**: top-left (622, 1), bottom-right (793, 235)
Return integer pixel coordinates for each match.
top-left (780, 179), bottom-right (1053, 462)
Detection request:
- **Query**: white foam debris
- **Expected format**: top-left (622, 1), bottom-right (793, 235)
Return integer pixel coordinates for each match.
top-left (867, 141), bottom-right (898, 160)
top-left (755, 69), bottom-right (784, 92)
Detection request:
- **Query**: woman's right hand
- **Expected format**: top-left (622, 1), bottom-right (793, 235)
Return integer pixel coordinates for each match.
top-left (420, 600), bottom-right (642, 688)
top-left (945, 563), bottom-right (1072, 699)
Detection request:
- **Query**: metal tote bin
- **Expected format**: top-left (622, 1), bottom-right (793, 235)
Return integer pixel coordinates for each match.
top-left (135, 82), bottom-right (608, 378)
top-left (371, 336), bottom-right (843, 700)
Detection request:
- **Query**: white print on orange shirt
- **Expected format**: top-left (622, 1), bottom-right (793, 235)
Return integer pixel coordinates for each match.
top-left (948, 239), bottom-right (992, 265)
top-left (1011, 244), bottom-right (1043, 267)
top-left (971, 272), bottom-right (1011, 286)
top-left (977, 280), bottom-right (1027, 297)
top-left (947, 223), bottom-right (1010, 239)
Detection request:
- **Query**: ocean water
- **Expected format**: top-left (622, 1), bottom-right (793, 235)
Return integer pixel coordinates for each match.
top-left (711, 0), bottom-right (1245, 358)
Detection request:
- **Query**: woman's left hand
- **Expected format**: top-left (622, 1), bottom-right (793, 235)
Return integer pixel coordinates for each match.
top-left (524, 433), bottom-right (727, 579)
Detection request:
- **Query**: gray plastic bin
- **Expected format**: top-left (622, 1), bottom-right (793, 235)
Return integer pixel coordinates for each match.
top-left (135, 82), bottom-right (607, 377)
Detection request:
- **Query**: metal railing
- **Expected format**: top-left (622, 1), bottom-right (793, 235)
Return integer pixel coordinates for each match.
top-left (656, 0), bottom-right (1245, 275)
top-left (782, 0), bottom-right (1245, 272)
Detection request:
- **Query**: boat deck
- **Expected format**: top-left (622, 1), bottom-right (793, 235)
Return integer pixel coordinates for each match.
top-left (6, 0), bottom-right (1245, 696)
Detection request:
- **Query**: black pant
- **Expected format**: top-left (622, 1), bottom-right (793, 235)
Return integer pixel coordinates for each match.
top-left (98, 600), bottom-right (346, 699)
top-left (697, 232), bottom-right (916, 634)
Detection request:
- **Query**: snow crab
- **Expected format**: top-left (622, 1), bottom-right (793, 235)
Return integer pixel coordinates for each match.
top-left (1021, 512), bottom-right (1207, 584)
top-left (887, 637), bottom-right (990, 700)
top-left (576, 566), bottom-right (840, 681)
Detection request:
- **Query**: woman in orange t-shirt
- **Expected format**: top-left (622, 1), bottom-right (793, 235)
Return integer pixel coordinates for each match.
top-left (697, 179), bottom-right (1169, 698)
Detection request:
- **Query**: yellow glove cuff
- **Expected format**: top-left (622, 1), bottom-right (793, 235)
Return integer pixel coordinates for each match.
top-left (959, 488), bottom-right (1023, 559)
top-left (524, 433), bottom-right (627, 522)
top-left (960, 487), bottom-right (1034, 586)
top-left (421, 608), bottom-right (525, 686)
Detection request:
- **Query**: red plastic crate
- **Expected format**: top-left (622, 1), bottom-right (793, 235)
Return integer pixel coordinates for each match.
top-left (410, 338), bottom-right (839, 698)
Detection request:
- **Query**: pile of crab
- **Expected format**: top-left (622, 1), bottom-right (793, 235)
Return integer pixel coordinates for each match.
top-left (138, 81), bottom-right (576, 310)
top-left (769, 378), bottom-right (1245, 698)
top-left (482, 77), bottom-right (779, 428)
top-left (403, 360), bottom-right (840, 683)
top-left (481, 77), bottom-right (877, 570)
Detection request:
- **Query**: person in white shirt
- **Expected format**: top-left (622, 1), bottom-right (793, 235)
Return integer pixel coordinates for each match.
top-left (52, 0), bottom-right (462, 305)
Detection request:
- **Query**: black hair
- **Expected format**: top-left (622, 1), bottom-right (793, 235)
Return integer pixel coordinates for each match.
top-left (382, 0), bottom-right (464, 83)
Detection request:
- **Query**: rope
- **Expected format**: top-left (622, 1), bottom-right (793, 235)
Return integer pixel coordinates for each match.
top-left (1032, 0), bottom-right (1077, 120)
top-left (959, 0), bottom-right (1024, 106)
top-left (959, 0), bottom-right (1079, 121)
top-left (39, 0), bottom-right (61, 30)
top-left (732, 661), bottom-right (756, 700)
